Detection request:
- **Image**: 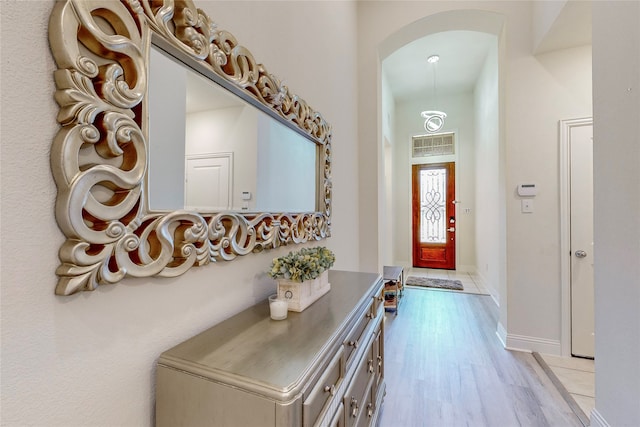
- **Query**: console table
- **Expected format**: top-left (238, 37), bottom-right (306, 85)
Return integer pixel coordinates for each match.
top-left (156, 270), bottom-right (386, 427)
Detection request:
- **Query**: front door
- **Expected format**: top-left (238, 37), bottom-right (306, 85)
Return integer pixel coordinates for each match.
top-left (412, 162), bottom-right (456, 269)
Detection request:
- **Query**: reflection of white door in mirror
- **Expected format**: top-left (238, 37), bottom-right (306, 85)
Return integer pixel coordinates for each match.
top-left (185, 153), bottom-right (233, 212)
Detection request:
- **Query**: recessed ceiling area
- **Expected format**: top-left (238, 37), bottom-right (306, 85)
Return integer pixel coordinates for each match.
top-left (533, 0), bottom-right (592, 54)
top-left (382, 30), bottom-right (496, 105)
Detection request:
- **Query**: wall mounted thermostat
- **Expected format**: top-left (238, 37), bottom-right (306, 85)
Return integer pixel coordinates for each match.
top-left (241, 191), bottom-right (252, 201)
top-left (517, 184), bottom-right (537, 197)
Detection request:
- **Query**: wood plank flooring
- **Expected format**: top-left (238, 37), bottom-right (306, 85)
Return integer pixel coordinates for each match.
top-left (378, 288), bottom-right (582, 427)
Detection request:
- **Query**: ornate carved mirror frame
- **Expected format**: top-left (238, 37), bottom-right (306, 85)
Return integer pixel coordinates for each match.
top-left (48, 0), bottom-right (332, 295)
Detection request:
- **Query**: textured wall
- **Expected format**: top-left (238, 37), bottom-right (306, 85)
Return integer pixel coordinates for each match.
top-left (592, 1), bottom-right (640, 424)
top-left (0, 1), bottom-right (359, 425)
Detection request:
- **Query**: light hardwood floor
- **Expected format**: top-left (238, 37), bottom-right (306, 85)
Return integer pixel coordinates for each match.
top-left (379, 287), bottom-right (582, 427)
top-left (536, 353), bottom-right (595, 424)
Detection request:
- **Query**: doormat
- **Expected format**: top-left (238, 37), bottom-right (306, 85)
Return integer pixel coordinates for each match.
top-left (405, 276), bottom-right (464, 291)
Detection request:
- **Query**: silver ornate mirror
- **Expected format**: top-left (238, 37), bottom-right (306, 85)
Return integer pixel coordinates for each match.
top-left (48, 0), bottom-right (332, 295)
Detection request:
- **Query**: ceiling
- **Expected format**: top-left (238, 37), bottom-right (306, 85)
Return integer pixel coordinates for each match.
top-left (382, 30), bottom-right (497, 104)
top-left (383, 1), bottom-right (592, 106)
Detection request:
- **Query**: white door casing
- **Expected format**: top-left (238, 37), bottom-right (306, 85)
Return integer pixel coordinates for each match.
top-left (560, 117), bottom-right (594, 358)
top-left (570, 124), bottom-right (594, 357)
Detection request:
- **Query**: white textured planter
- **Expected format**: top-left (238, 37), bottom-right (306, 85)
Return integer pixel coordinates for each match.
top-left (277, 270), bottom-right (331, 312)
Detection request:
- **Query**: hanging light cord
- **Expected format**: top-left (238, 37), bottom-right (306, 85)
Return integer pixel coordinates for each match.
top-left (421, 55), bottom-right (446, 133)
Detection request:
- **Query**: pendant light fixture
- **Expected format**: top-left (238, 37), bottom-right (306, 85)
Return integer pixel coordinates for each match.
top-left (421, 54), bottom-right (447, 133)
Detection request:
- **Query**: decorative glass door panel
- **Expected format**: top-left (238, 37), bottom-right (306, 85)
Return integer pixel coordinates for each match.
top-left (420, 168), bottom-right (447, 244)
top-left (412, 163), bottom-right (456, 269)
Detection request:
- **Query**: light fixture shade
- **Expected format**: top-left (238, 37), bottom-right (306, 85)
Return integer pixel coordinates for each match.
top-left (421, 110), bottom-right (447, 133)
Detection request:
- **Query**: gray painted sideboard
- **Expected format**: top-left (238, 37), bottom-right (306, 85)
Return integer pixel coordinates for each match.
top-left (155, 270), bottom-right (386, 427)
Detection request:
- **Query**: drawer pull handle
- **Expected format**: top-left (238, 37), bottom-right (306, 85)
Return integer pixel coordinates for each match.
top-left (324, 384), bottom-right (336, 396)
top-left (348, 340), bottom-right (359, 349)
top-left (368, 359), bottom-right (374, 373)
top-left (350, 397), bottom-right (359, 417)
top-left (367, 403), bottom-right (374, 418)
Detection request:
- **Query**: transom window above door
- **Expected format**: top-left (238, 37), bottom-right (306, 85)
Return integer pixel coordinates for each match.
top-left (412, 132), bottom-right (455, 157)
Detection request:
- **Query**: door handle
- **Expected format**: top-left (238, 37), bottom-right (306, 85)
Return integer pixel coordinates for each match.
top-left (448, 227), bottom-right (455, 232)
top-left (575, 250), bottom-right (587, 258)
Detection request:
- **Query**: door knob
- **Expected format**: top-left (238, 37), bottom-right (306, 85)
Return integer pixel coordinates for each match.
top-left (575, 250), bottom-right (587, 258)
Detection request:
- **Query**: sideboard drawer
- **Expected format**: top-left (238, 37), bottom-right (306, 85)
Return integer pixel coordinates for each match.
top-left (372, 318), bottom-right (384, 396)
top-left (329, 403), bottom-right (345, 427)
top-left (344, 300), bottom-right (374, 366)
top-left (303, 347), bottom-right (344, 427)
top-left (344, 344), bottom-right (375, 427)
top-left (355, 388), bottom-right (375, 427)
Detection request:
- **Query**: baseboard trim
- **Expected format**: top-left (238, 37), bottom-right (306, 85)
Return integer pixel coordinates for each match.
top-left (505, 333), bottom-right (561, 355)
top-left (590, 409), bottom-right (610, 427)
top-left (489, 292), bottom-right (500, 308)
top-left (456, 264), bottom-right (475, 273)
top-left (471, 270), bottom-right (499, 306)
top-left (496, 322), bottom-right (507, 348)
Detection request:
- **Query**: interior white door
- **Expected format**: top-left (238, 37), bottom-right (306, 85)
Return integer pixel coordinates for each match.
top-left (185, 154), bottom-right (232, 211)
top-left (570, 123), bottom-right (594, 358)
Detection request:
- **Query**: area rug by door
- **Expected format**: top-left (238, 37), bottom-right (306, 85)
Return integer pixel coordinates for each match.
top-left (405, 276), bottom-right (464, 291)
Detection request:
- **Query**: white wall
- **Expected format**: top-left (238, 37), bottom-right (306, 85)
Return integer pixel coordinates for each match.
top-left (0, 1), bottom-right (359, 425)
top-left (473, 40), bottom-right (500, 301)
top-left (381, 72), bottom-right (396, 266)
top-left (505, 43), bottom-right (592, 352)
top-left (531, 0), bottom-right (567, 51)
top-left (148, 47), bottom-right (187, 211)
top-left (186, 106), bottom-right (258, 210)
top-left (256, 116), bottom-right (316, 212)
top-left (592, 1), bottom-right (640, 425)
top-left (391, 92), bottom-right (476, 270)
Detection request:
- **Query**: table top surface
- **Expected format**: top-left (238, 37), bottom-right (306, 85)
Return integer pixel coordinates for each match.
top-left (158, 270), bottom-right (382, 401)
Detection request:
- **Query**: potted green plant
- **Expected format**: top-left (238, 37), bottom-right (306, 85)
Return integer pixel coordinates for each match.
top-left (268, 247), bottom-right (335, 312)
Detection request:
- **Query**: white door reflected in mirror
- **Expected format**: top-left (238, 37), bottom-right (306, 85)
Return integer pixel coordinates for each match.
top-left (185, 153), bottom-right (232, 211)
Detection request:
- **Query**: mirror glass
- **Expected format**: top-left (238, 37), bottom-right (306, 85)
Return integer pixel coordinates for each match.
top-left (148, 45), bottom-right (318, 213)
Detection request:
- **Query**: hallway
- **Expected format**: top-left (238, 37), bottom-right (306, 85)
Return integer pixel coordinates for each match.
top-left (379, 288), bottom-right (582, 426)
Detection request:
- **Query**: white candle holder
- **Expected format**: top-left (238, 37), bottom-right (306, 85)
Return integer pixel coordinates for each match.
top-left (268, 294), bottom-right (288, 320)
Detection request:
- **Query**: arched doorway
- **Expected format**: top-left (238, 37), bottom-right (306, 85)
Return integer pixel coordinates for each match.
top-left (377, 10), bottom-right (507, 331)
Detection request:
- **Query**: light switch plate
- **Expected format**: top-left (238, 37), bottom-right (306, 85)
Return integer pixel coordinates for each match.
top-left (521, 199), bottom-right (534, 213)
